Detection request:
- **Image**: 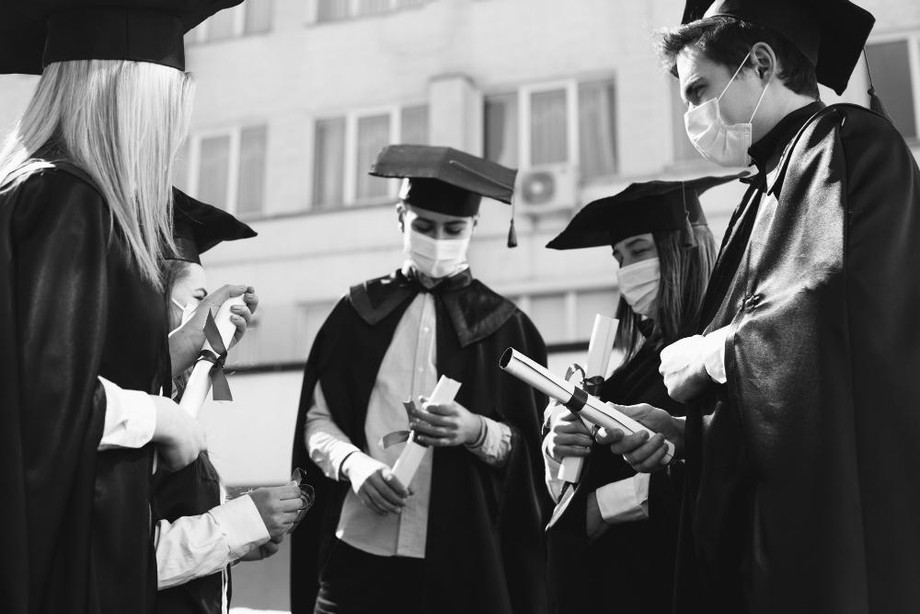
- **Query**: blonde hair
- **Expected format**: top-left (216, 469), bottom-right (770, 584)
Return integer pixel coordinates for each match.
top-left (0, 60), bottom-right (196, 287)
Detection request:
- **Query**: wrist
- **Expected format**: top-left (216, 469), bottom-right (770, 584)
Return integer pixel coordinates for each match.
top-left (151, 397), bottom-right (178, 444)
top-left (464, 415), bottom-right (486, 447)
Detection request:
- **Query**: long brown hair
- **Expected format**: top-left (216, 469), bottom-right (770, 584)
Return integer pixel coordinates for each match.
top-left (615, 225), bottom-right (718, 361)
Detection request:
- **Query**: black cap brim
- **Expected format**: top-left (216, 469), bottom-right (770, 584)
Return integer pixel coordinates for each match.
top-left (170, 188), bottom-right (257, 263)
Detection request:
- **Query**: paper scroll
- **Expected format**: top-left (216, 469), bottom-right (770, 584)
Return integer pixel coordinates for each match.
top-left (558, 315), bottom-right (619, 483)
top-left (178, 295), bottom-right (245, 419)
top-left (391, 376), bottom-right (462, 488)
top-left (500, 348), bottom-right (675, 465)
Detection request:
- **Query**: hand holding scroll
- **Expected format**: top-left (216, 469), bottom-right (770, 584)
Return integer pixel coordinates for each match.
top-left (596, 403), bottom-right (685, 472)
top-left (169, 284), bottom-right (258, 376)
top-left (410, 399), bottom-right (480, 447)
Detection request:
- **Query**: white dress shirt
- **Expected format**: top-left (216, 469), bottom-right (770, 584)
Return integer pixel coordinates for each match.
top-left (304, 291), bottom-right (511, 559)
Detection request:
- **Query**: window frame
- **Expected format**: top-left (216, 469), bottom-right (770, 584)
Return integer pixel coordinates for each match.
top-left (187, 2), bottom-right (272, 43)
top-left (865, 30), bottom-right (920, 143)
top-left (307, 0), bottom-right (431, 25)
top-left (185, 124), bottom-right (268, 217)
top-left (484, 76), bottom-right (618, 178)
top-left (310, 102), bottom-right (429, 210)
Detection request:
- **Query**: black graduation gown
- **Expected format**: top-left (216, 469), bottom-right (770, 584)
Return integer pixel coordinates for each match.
top-left (547, 341), bottom-right (685, 614)
top-left (153, 452), bottom-right (225, 614)
top-left (682, 103), bottom-right (920, 614)
top-left (0, 162), bottom-right (169, 614)
top-left (290, 269), bottom-right (550, 614)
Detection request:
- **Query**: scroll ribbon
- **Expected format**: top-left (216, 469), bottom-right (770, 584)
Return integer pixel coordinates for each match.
top-left (199, 311), bottom-right (232, 401)
top-left (381, 401), bottom-right (423, 449)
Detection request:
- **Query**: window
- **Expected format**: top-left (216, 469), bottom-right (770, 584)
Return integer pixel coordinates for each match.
top-left (184, 125), bottom-right (268, 217)
top-left (400, 105), bottom-right (429, 145)
top-left (313, 118), bottom-right (347, 209)
top-left (188, 2), bottom-right (273, 42)
top-left (866, 38), bottom-right (919, 140)
top-left (311, 105), bottom-right (429, 209)
top-left (484, 78), bottom-right (618, 180)
top-left (515, 287), bottom-right (619, 346)
top-left (484, 93), bottom-right (519, 168)
top-left (578, 81), bottom-right (618, 179)
top-left (314, 0), bottom-right (432, 23)
top-left (530, 89), bottom-right (568, 165)
top-left (355, 114), bottom-right (391, 200)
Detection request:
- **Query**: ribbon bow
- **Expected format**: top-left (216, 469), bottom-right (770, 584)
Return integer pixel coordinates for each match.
top-left (199, 311), bottom-right (233, 401)
top-left (381, 401), bottom-right (427, 449)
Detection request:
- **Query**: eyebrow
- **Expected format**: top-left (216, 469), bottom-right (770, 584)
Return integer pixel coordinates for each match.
top-left (623, 237), bottom-right (651, 250)
top-left (682, 76), bottom-right (705, 103)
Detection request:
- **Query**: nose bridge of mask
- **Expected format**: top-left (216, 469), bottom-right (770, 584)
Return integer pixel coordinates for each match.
top-left (408, 228), bottom-right (470, 260)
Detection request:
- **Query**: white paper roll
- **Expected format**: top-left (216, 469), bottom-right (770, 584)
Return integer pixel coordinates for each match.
top-left (559, 315), bottom-right (619, 483)
top-left (500, 348), bottom-right (674, 465)
top-left (391, 375), bottom-right (462, 487)
top-left (178, 295), bottom-right (246, 419)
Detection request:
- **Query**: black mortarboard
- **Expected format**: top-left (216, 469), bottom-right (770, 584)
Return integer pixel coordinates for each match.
top-left (369, 145), bottom-right (517, 217)
top-left (0, 0), bottom-right (243, 76)
top-left (170, 187), bottom-right (256, 264)
top-left (680, 0), bottom-right (874, 95)
top-left (547, 173), bottom-right (743, 251)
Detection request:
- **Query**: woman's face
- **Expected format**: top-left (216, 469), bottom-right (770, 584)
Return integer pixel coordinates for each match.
top-left (168, 262), bottom-right (208, 330)
top-left (612, 233), bottom-right (658, 267)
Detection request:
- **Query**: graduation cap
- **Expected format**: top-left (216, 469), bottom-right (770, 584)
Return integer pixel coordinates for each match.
top-left (547, 173), bottom-right (743, 251)
top-left (170, 187), bottom-right (256, 264)
top-left (0, 0), bottom-right (244, 76)
top-left (680, 0), bottom-right (875, 96)
top-left (369, 144), bottom-right (520, 247)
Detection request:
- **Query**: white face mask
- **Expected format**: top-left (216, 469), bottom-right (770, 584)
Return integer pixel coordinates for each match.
top-left (170, 297), bottom-right (197, 332)
top-left (404, 228), bottom-right (471, 279)
top-left (618, 257), bottom-right (660, 318)
top-left (683, 52), bottom-right (771, 168)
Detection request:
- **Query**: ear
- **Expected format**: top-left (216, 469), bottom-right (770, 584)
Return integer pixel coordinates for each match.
top-left (750, 42), bottom-right (777, 82)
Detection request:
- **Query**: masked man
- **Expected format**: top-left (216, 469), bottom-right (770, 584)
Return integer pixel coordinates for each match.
top-left (290, 145), bottom-right (549, 614)
top-left (606, 1), bottom-right (920, 612)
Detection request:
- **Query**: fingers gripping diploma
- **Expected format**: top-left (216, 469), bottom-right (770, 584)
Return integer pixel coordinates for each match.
top-left (545, 410), bottom-right (594, 461)
top-left (410, 398), bottom-right (482, 447)
top-left (595, 403), bottom-right (685, 473)
top-left (342, 453), bottom-right (410, 516)
top-left (248, 481), bottom-right (306, 538)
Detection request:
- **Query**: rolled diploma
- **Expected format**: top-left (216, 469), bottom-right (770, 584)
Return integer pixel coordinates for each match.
top-left (500, 348), bottom-right (675, 465)
top-left (559, 315), bottom-right (619, 483)
top-left (178, 295), bottom-right (245, 419)
top-left (391, 376), bottom-right (461, 488)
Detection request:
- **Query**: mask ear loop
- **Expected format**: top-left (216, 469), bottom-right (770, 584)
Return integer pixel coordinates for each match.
top-left (717, 50), bottom-right (753, 101)
top-left (748, 76), bottom-right (772, 123)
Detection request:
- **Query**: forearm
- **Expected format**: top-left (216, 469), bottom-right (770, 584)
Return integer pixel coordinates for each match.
top-left (97, 376), bottom-right (157, 451)
top-left (155, 494), bottom-right (269, 589)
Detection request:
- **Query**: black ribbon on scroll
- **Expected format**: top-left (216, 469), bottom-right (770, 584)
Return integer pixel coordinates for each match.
top-left (380, 401), bottom-right (431, 449)
top-left (199, 311), bottom-right (233, 401)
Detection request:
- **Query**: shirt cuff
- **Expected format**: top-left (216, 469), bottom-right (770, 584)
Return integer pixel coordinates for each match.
top-left (542, 436), bottom-right (565, 502)
top-left (595, 474), bottom-right (650, 525)
top-left (97, 376), bottom-right (157, 451)
top-left (701, 326), bottom-right (730, 385)
top-left (209, 495), bottom-right (271, 559)
top-left (466, 416), bottom-right (512, 467)
top-left (341, 451), bottom-right (389, 486)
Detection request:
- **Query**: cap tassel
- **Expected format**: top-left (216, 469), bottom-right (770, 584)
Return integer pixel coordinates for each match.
top-left (864, 49), bottom-right (893, 122)
top-left (507, 209), bottom-right (518, 248)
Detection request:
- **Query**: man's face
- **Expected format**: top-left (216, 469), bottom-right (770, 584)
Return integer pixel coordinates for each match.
top-left (676, 46), bottom-right (768, 128)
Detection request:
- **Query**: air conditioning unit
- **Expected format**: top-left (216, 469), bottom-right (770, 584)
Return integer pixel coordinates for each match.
top-left (517, 164), bottom-right (578, 214)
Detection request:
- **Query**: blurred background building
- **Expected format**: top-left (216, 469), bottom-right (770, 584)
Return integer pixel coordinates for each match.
top-left (2, 0), bottom-right (919, 610)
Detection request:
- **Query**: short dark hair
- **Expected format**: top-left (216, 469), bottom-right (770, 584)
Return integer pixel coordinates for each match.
top-left (658, 16), bottom-right (819, 99)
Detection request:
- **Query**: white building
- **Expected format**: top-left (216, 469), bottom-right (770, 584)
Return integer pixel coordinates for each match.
top-left (2, 0), bottom-right (919, 609)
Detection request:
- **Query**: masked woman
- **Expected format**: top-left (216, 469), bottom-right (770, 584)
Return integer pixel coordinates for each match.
top-left (154, 189), bottom-right (307, 614)
top-left (0, 2), bottom-right (244, 612)
top-left (542, 174), bottom-right (737, 614)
